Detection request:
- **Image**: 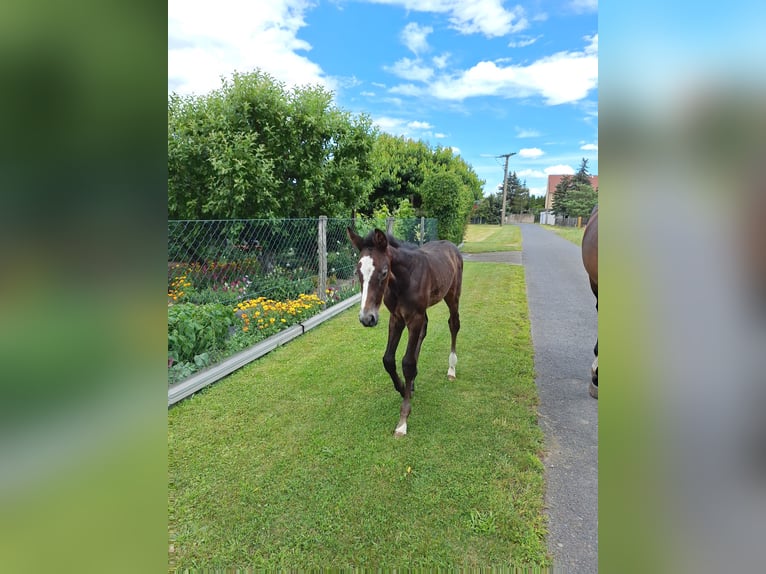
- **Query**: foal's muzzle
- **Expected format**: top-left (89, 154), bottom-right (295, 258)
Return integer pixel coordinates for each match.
top-left (359, 311), bottom-right (378, 327)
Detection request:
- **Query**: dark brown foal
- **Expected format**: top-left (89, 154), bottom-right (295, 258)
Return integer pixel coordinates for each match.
top-left (347, 227), bottom-right (463, 436)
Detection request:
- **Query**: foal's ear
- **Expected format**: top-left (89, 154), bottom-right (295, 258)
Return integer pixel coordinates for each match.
top-left (346, 226), bottom-right (363, 251)
top-left (373, 228), bottom-right (388, 250)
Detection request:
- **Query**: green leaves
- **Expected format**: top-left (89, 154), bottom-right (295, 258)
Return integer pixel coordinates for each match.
top-left (551, 158), bottom-right (597, 217)
top-left (168, 70), bottom-right (377, 219)
top-left (420, 170), bottom-right (473, 243)
top-left (167, 303), bottom-right (234, 365)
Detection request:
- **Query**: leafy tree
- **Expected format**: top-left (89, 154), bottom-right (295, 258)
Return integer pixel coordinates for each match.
top-left (420, 170), bottom-right (472, 243)
top-left (366, 134), bottom-right (432, 213)
top-left (168, 70), bottom-right (377, 219)
top-left (572, 157), bottom-right (592, 186)
top-left (550, 158), bottom-right (597, 217)
top-left (528, 194), bottom-right (546, 216)
top-left (560, 184), bottom-right (598, 218)
top-left (510, 173), bottom-right (531, 213)
top-left (366, 135), bottom-right (484, 218)
top-left (550, 175), bottom-right (573, 216)
top-left (472, 194), bottom-right (501, 223)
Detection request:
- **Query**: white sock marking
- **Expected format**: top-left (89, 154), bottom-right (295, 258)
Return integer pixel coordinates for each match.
top-left (358, 255), bottom-right (374, 320)
top-left (592, 356), bottom-right (598, 374)
top-left (447, 352), bottom-right (457, 378)
top-left (395, 422), bottom-right (407, 435)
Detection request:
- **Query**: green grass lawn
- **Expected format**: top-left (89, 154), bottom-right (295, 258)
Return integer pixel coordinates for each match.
top-left (168, 262), bottom-right (548, 570)
top-left (539, 224), bottom-right (585, 246)
top-left (462, 224), bottom-right (522, 253)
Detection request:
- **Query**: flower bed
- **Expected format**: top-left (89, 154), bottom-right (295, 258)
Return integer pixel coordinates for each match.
top-left (168, 286), bottom-right (357, 385)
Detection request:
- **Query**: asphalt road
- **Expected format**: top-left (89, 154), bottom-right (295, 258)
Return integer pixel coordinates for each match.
top-left (518, 223), bottom-right (598, 572)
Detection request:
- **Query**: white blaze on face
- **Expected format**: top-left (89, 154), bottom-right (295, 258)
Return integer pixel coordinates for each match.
top-left (359, 255), bottom-right (375, 319)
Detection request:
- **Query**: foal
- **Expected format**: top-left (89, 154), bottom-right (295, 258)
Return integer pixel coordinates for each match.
top-left (347, 228), bottom-right (463, 437)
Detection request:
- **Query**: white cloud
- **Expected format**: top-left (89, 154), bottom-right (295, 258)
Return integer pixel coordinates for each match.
top-left (432, 53), bottom-right (450, 69)
top-left (392, 34), bottom-right (598, 105)
top-left (401, 22), bottom-right (432, 54)
top-left (389, 83), bottom-right (424, 96)
top-left (508, 35), bottom-right (541, 48)
top-left (373, 116), bottom-right (408, 133)
top-left (516, 127), bottom-right (541, 138)
top-left (580, 143), bottom-right (598, 151)
top-left (434, 132), bottom-right (447, 138)
top-left (516, 168), bottom-right (547, 178)
top-left (384, 57), bottom-right (434, 81)
top-left (360, 91), bottom-right (376, 97)
top-left (168, 0), bottom-right (331, 95)
top-left (450, 146), bottom-right (461, 155)
top-left (370, 0), bottom-right (528, 37)
top-left (570, 0), bottom-right (598, 13)
top-left (519, 147), bottom-right (544, 158)
top-left (544, 164), bottom-right (575, 175)
top-left (372, 116), bottom-right (434, 138)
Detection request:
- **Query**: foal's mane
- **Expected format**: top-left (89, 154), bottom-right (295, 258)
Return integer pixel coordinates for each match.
top-left (358, 229), bottom-right (419, 251)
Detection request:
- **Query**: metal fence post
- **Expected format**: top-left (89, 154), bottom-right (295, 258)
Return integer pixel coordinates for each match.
top-left (386, 217), bottom-right (394, 235)
top-left (318, 216), bottom-right (327, 301)
top-left (419, 216), bottom-right (425, 246)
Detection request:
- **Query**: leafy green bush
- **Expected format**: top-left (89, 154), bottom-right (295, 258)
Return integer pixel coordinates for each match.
top-left (168, 303), bottom-right (234, 364)
top-left (327, 246), bottom-right (358, 279)
top-left (420, 170), bottom-right (473, 244)
top-left (250, 266), bottom-right (314, 299)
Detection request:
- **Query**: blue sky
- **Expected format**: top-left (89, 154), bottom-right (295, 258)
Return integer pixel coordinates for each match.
top-left (168, 0), bottom-right (598, 197)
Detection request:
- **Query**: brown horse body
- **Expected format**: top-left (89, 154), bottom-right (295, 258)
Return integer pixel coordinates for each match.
top-left (581, 206), bottom-right (598, 398)
top-left (347, 228), bottom-right (463, 436)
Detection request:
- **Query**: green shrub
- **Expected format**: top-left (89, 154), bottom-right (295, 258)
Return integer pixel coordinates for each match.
top-left (250, 266), bottom-right (314, 299)
top-left (327, 247), bottom-right (358, 279)
top-left (168, 303), bottom-right (234, 364)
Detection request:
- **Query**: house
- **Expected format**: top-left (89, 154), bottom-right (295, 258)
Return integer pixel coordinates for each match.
top-left (544, 174), bottom-right (599, 210)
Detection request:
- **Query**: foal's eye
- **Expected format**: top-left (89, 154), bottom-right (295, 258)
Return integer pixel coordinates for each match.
top-left (381, 267), bottom-right (388, 279)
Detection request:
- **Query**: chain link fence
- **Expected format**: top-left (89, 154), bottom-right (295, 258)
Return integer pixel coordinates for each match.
top-left (168, 217), bottom-right (439, 305)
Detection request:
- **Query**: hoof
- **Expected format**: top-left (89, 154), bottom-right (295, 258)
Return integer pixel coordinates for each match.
top-left (394, 431), bottom-right (406, 438)
top-left (447, 375), bottom-right (456, 381)
top-left (589, 381), bottom-right (598, 399)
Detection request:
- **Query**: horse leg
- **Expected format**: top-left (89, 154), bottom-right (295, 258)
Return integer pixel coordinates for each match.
top-left (394, 315), bottom-right (426, 437)
top-left (590, 339), bottom-right (599, 398)
top-left (590, 294), bottom-right (598, 399)
top-left (445, 294), bottom-right (461, 381)
top-left (409, 311), bottom-right (428, 394)
top-left (383, 314), bottom-right (406, 397)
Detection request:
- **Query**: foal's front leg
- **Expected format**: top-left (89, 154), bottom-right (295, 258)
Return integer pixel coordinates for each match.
top-left (383, 314), bottom-right (406, 397)
top-left (394, 315), bottom-right (426, 437)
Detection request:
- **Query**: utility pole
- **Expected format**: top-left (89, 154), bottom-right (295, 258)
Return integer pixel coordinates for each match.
top-left (497, 152), bottom-right (517, 225)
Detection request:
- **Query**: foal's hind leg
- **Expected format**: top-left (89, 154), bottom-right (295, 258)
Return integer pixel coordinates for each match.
top-left (445, 293), bottom-right (461, 381)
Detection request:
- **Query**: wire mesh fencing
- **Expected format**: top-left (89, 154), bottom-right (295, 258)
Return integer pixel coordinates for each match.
top-left (168, 217), bottom-right (439, 306)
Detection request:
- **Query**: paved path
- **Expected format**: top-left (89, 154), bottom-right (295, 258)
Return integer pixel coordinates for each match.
top-left (464, 226), bottom-right (598, 571)
top-left (519, 224), bottom-right (598, 572)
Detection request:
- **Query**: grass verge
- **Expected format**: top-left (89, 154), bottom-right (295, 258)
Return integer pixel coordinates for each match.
top-left (168, 262), bottom-right (548, 569)
top-left (462, 224), bottom-right (522, 253)
top-left (538, 224), bottom-right (585, 246)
